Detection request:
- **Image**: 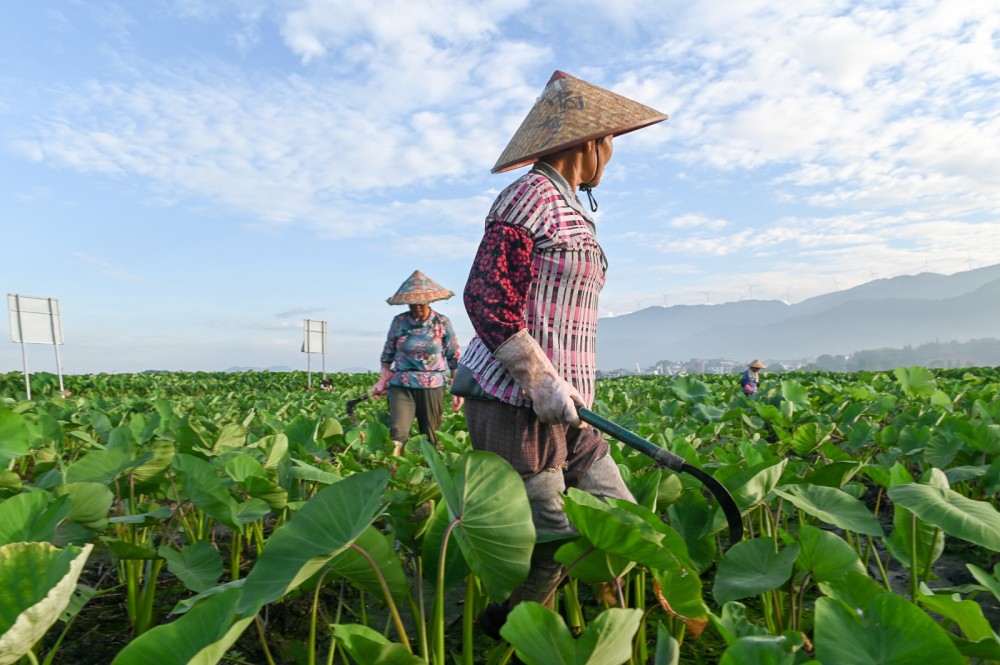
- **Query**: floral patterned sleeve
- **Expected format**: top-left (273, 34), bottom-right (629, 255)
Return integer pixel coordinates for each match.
top-left (463, 222), bottom-right (534, 352)
top-left (442, 318), bottom-right (461, 370)
top-left (379, 317), bottom-right (400, 366)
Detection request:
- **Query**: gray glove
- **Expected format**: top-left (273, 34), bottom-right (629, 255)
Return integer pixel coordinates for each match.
top-left (494, 329), bottom-right (585, 427)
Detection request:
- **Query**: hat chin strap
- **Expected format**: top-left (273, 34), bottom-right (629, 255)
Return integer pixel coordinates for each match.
top-left (578, 141), bottom-right (601, 213)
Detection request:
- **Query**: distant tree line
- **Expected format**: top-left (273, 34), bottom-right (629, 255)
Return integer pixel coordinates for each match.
top-left (802, 337), bottom-right (1000, 372)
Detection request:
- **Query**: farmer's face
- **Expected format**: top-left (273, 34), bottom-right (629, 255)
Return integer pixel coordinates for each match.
top-left (409, 304), bottom-right (430, 321)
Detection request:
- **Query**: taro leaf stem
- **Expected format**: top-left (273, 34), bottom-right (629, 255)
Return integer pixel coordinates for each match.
top-left (433, 520), bottom-right (460, 665)
top-left (254, 614), bottom-right (278, 665)
top-left (350, 542), bottom-right (412, 652)
top-left (462, 575), bottom-right (475, 665)
top-left (921, 528), bottom-right (941, 585)
top-left (910, 513), bottom-right (919, 602)
top-left (309, 569), bottom-right (334, 665)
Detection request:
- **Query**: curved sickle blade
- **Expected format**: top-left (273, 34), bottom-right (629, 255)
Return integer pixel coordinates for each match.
top-left (579, 407), bottom-right (744, 544)
top-left (345, 393), bottom-right (372, 423)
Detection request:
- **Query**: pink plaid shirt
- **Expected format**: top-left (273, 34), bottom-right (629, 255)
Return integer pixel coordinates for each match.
top-left (462, 163), bottom-right (607, 407)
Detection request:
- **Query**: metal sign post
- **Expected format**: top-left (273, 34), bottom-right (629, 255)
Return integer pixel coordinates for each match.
top-left (301, 319), bottom-right (328, 389)
top-left (8, 294), bottom-right (66, 399)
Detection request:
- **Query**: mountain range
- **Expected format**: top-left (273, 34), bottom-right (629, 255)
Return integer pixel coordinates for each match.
top-left (596, 263), bottom-right (1000, 370)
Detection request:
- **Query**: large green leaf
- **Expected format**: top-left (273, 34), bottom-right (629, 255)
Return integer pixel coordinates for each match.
top-left (794, 525), bottom-right (865, 583)
top-left (814, 592), bottom-right (964, 664)
top-left (131, 439), bottom-right (176, 487)
top-left (0, 408), bottom-right (31, 467)
top-left (917, 583), bottom-right (998, 644)
top-left (0, 492), bottom-right (70, 546)
top-left (719, 633), bottom-right (804, 665)
top-left (887, 483), bottom-right (1000, 551)
top-left (237, 470), bottom-right (388, 614)
top-left (894, 366), bottom-right (937, 398)
top-left (421, 499), bottom-right (470, 590)
top-left (0, 542), bottom-right (92, 665)
top-left (773, 484), bottom-right (883, 536)
top-left (708, 601), bottom-right (769, 646)
top-left (669, 376), bottom-right (711, 403)
top-left (158, 541), bottom-right (223, 593)
top-left (172, 453), bottom-right (242, 532)
top-left (726, 459), bottom-right (787, 511)
top-left (327, 525), bottom-right (409, 606)
top-left (420, 445), bottom-right (533, 601)
top-left (967, 563), bottom-right (1000, 602)
top-left (561, 490), bottom-right (690, 574)
top-left (111, 587), bottom-right (255, 665)
top-left (885, 491), bottom-right (946, 570)
top-left (654, 624), bottom-right (680, 665)
top-left (213, 423), bottom-right (247, 453)
top-left (63, 446), bottom-right (139, 485)
top-left (329, 623), bottom-right (423, 664)
top-left (791, 423), bottom-right (833, 457)
top-left (666, 491), bottom-right (717, 572)
top-left (651, 566), bottom-right (707, 626)
top-left (712, 538), bottom-right (798, 606)
top-left (58, 482), bottom-right (114, 531)
top-left (780, 379), bottom-right (810, 416)
top-left (553, 534), bottom-right (635, 584)
top-left (500, 602), bottom-right (643, 665)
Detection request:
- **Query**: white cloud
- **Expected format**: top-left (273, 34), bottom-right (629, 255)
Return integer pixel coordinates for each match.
top-left (70, 252), bottom-right (146, 285)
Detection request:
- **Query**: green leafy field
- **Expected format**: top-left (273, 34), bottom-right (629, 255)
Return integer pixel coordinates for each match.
top-left (0, 367), bottom-right (998, 664)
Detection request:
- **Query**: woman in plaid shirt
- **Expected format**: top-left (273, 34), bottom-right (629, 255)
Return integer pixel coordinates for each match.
top-left (455, 71), bottom-right (668, 624)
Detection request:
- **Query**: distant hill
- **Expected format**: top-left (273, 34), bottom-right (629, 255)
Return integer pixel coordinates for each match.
top-left (597, 263), bottom-right (1000, 370)
top-left (224, 365), bottom-right (295, 373)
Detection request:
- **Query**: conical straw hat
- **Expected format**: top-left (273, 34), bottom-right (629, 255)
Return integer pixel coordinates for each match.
top-left (748, 359), bottom-right (767, 369)
top-left (492, 70), bottom-right (668, 174)
top-left (386, 270), bottom-right (454, 305)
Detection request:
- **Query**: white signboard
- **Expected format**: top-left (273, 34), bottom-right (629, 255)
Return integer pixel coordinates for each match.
top-left (7, 293), bottom-right (67, 399)
top-left (302, 319), bottom-right (327, 354)
top-left (8, 294), bottom-right (64, 344)
top-left (301, 319), bottom-right (328, 388)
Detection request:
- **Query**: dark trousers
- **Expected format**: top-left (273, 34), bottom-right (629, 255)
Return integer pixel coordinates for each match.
top-left (387, 385), bottom-right (444, 444)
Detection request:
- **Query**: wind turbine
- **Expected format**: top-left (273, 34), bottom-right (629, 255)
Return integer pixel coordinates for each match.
top-left (702, 290), bottom-right (712, 304)
top-left (745, 280), bottom-right (757, 300)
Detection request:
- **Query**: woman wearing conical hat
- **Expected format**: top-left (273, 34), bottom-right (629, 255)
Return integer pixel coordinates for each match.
top-left (741, 359), bottom-right (767, 396)
top-left (372, 271), bottom-right (462, 457)
top-left (453, 70), bottom-right (667, 623)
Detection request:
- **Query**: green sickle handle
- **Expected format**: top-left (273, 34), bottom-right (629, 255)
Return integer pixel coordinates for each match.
top-left (578, 407), bottom-right (687, 471)
top-left (579, 407), bottom-right (745, 544)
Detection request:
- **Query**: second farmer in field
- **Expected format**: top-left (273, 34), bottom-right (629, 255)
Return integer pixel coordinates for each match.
top-left (453, 70), bottom-right (668, 623)
top-left (741, 359), bottom-right (767, 396)
top-left (372, 271), bottom-right (463, 457)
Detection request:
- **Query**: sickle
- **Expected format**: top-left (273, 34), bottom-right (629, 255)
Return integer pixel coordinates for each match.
top-left (578, 407), bottom-right (744, 544)
top-left (345, 393), bottom-right (373, 423)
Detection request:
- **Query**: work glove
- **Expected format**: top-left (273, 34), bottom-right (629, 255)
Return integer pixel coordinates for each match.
top-left (372, 367), bottom-right (394, 396)
top-left (494, 329), bottom-right (585, 427)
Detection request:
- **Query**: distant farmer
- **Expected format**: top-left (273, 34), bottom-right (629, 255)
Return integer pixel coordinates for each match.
top-left (452, 70), bottom-right (668, 624)
top-left (372, 271), bottom-right (463, 457)
top-left (741, 359), bottom-right (767, 396)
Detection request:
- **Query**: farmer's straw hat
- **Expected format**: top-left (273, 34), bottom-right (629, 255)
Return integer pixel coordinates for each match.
top-left (748, 359), bottom-right (767, 369)
top-left (386, 270), bottom-right (454, 305)
top-left (492, 70), bottom-right (668, 174)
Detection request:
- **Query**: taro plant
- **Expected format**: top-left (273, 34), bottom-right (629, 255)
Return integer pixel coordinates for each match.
top-left (0, 542), bottom-right (93, 665)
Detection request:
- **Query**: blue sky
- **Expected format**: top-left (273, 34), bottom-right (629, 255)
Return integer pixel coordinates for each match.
top-left (2, 1), bottom-right (998, 374)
